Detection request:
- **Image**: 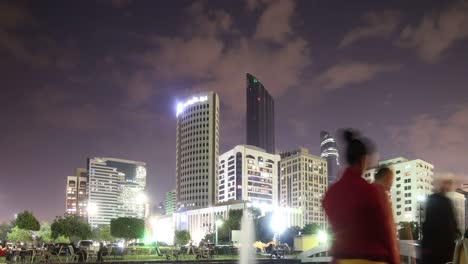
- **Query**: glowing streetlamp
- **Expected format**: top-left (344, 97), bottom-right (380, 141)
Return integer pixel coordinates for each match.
top-left (317, 230), bottom-right (329, 244)
top-left (271, 212), bottom-right (286, 244)
top-left (214, 218), bottom-right (223, 246)
top-left (136, 192), bottom-right (147, 204)
top-left (88, 203), bottom-right (98, 215)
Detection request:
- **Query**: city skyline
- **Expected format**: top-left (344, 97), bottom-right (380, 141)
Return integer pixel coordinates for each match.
top-left (1, 0), bottom-right (468, 222)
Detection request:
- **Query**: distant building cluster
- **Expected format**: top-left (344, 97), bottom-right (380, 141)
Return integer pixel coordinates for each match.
top-left (64, 72), bottom-right (466, 242)
top-left (65, 157), bottom-right (147, 227)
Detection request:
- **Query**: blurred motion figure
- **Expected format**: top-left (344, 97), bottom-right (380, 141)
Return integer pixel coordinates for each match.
top-left (422, 176), bottom-right (458, 264)
top-left (323, 129), bottom-right (400, 264)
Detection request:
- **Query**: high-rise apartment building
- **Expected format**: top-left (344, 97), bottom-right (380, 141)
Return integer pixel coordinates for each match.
top-left (88, 157), bottom-right (146, 227)
top-left (320, 131), bottom-right (340, 185)
top-left (218, 145), bottom-right (280, 205)
top-left (165, 189), bottom-right (176, 215)
top-left (65, 168), bottom-right (88, 218)
top-left (279, 147), bottom-right (328, 228)
top-left (176, 92), bottom-right (219, 210)
top-left (364, 157), bottom-right (433, 224)
top-left (246, 73), bottom-right (275, 154)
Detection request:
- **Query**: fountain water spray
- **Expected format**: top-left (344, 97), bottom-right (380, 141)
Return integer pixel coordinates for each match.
top-left (239, 208), bottom-right (256, 264)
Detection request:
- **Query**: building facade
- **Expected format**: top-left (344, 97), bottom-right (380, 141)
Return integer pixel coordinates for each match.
top-left (65, 168), bottom-right (88, 218)
top-left (174, 201), bottom-right (303, 243)
top-left (246, 73), bottom-right (275, 154)
top-left (87, 157), bottom-right (146, 227)
top-left (165, 189), bottom-right (176, 215)
top-left (320, 131), bottom-right (340, 185)
top-left (364, 157), bottom-right (434, 224)
top-left (218, 145), bottom-right (280, 205)
top-left (176, 92), bottom-right (219, 210)
top-left (279, 147), bottom-right (328, 228)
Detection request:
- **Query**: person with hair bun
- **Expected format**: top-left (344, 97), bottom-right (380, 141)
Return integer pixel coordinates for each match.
top-left (322, 129), bottom-right (399, 264)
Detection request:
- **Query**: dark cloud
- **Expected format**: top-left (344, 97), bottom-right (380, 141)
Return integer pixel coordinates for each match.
top-left (340, 10), bottom-right (401, 48)
top-left (389, 105), bottom-right (468, 180)
top-left (315, 62), bottom-right (402, 90)
top-left (396, 0), bottom-right (468, 62)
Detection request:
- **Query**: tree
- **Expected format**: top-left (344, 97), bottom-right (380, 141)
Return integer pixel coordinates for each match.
top-left (55, 235), bottom-right (70, 243)
top-left (51, 215), bottom-right (92, 242)
top-left (0, 223), bottom-right (14, 242)
top-left (281, 226), bottom-right (301, 246)
top-left (16, 211), bottom-right (40, 231)
top-left (92, 225), bottom-right (115, 242)
top-left (7, 226), bottom-right (32, 242)
top-left (37, 222), bottom-right (52, 242)
top-left (301, 224), bottom-right (320, 235)
top-left (110, 217), bottom-right (145, 242)
top-left (398, 221), bottom-right (419, 240)
top-left (255, 213), bottom-right (274, 242)
top-left (174, 230), bottom-right (191, 245)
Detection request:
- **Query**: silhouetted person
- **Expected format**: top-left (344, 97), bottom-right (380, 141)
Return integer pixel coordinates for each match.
top-left (97, 242), bottom-right (108, 262)
top-left (374, 166), bottom-right (400, 263)
top-left (323, 129), bottom-right (399, 263)
top-left (422, 176), bottom-right (458, 264)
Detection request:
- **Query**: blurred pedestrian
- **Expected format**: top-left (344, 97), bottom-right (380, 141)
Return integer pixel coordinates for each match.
top-left (374, 166), bottom-right (400, 263)
top-left (422, 175), bottom-right (458, 264)
top-left (323, 129), bottom-right (399, 264)
top-left (96, 242), bottom-right (108, 262)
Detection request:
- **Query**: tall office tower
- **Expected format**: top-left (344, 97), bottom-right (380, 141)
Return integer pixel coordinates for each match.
top-left (165, 189), bottom-right (176, 215)
top-left (88, 157), bottom-right (147, 227)
top-left (246, 73), bottom-right (275, 154)
top-left (176, 92), bottom-right (219, 210)
top-left (279, 147), bottom-right (328, 229)
top-left (364, 157), bottom-right (433, 224)
top-left (218, 145), bottom-right (280, 205)
top-left (65, 168), bottom-right (88, 218)
top-left (320, 131), bottom-right (340, 185)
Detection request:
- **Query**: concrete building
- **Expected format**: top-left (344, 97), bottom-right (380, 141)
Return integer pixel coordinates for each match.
top-left (447, 191), bottom-right (466, 233)
top-left (165, 189), bottom-right (176, 215)
top-left (364, 157), bottom-right (434, 224)
top-left (65, 168), bottom-right (88, 218)
top-left (88, 157), bottom-right (146, 227)
top-left (218, 145), bottom-right (280, 205)
top-left (456, 188), bottom-right (468, 231)
top-left (176, 92), bottom-right (219, 210)
top-left (174, 201), bottom-right (303, 243)
top-left (320, 131), bottom-right (340, 185)
top-left (279, 147), bottom-right (328, 229)
top-left (246, 73), bottom-right (275, 154)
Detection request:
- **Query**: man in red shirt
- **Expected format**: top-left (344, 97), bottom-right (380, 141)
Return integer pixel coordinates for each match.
top-left (323, 130), bottom-right (399, 264)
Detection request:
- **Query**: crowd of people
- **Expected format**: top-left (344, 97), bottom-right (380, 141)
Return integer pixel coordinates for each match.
top-left (0, 240), bottom-right (112, 263)
top-left (323, 129), bottom-right (460, 264)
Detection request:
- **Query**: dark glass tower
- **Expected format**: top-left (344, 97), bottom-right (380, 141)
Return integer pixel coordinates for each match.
top-left (320, 131), bottom-right (340, 185)
top-left (246, 73), bottom-right (275, 153)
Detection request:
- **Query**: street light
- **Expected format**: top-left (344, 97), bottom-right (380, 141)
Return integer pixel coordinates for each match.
top-left (417, 195), bottom-right (426, 240)
top-left (214, 218), bottom-right (223, 246)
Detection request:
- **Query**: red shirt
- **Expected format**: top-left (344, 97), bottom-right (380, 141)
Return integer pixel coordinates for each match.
top-left (323, 167), bottom-right (394, 262)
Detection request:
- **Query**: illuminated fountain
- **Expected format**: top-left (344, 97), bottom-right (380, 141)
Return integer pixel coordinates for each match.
top-left (239, 210), bottom-right (256, 264)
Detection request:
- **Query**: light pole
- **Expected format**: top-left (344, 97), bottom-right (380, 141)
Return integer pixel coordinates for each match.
top-left (417, 195), bottom-right (426, 240)
top-left (214, 218), bottom-right (223, 246)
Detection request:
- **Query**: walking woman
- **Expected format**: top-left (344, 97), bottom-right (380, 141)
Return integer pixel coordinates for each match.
top-left (322, 130), bottom-right (399, 264)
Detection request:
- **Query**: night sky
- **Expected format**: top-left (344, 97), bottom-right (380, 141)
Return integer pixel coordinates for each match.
top-left (1, 0), bottom-right (468, 222)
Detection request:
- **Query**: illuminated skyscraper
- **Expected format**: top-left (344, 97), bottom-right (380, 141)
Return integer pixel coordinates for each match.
top-left (320, 131), bottom-right (340, 185)
top-left (165, 189), bottom-right (176, 215)
top-left (65, 168), bottom-right (88, 218)
top-left (246, 73), bottom-right (275, 154)
top-left (176, 92), bottom-right (219, 210)
top-left (87, 157), bottom-right (146, 227)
